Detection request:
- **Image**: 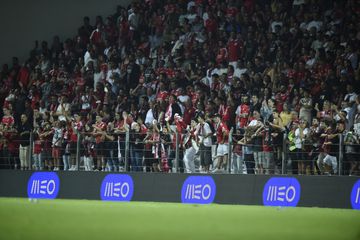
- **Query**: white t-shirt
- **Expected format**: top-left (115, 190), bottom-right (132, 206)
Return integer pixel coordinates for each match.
top-left (106, 68), bottom-right (121, 84)
top-left (195, 122), bottom-right (213, 147)
top-left (128, 12), bottom-right (139, 30)
top-left (295, 128), bottom-right (309, 149)
top-left (145, 109), bottom-right (155, 126)
top-left (234, 67), bottom-right (248, 78)
top-left (56, 103), bottom-right (70, 122)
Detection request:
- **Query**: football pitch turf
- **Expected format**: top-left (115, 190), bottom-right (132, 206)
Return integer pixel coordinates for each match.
top-left (0, 198), bottom-right (359, 240)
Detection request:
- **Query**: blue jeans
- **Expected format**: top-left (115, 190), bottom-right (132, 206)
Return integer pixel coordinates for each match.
top-left (133, 150), bottom-right (143, 172)
top-left (33, 153), bottom-right (42, 170)
top-left (62, 154), bottom-right (70, 170)
top-left (106, 141), bottom-right (119, 171)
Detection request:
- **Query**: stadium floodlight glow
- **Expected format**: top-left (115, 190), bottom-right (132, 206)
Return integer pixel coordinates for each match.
top-left (181, 176), bottom-right (216, 204)
top-left (27, 172), bottom-right (60, 199)
top-left (350, 179), bottom-right (360, 210)
top-left (262, 177), bottom-right (301, 207)
top-left (100, 174), bottom-right (134, 201)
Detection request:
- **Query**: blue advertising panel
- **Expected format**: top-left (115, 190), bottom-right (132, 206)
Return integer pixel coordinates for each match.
top-left (263, 177), bottom-right (301, 207)
top-left (181, 176), bottom-right (216, 204)
top-left (350, 179), bottom-right (360, 210)
top-left (100, 174), bottom-right (134, 201)
top-left (27, 172), bottom-right (60, 199)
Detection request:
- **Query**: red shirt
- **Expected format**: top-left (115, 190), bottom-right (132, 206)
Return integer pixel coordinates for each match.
top-left (17, 67), bottom-right (30, 87)
top-left (222, 106), bottom-right (231, 122)
top-left (183, 106), bottom-right (195, 125)
top-left (2, 116), bottom-right (14, 126)
top-left (95, 121), bottom-right (107, 144)
top-left (215, 121), bottom-right (229, 144)
top-left (275, 92), bottom-right (289, 113)
top-left (205, 18), bottom-right (217, 33)
top-left (156, 90), bottom-right (169, 102)
top-left (226, 6), bottom-right (238, 17)
top-left (228, 39), bottom-right (241, 62)
top-left (90, 30), bottom-right (102, 45)
top-left (34, 139), bottom-right (42, 154)
top-left (262, 130), bottom-right (273, 152)
top-left (70, 121), bottom-right (83, 142)
top-left (236, 104), bottom-right (250, 128)
top-left (216, 48), bottom-right (228, 64)
top-left (172, 119), bottom-right (187, 148)
top-left (30, 93), bottom-right (40, 109)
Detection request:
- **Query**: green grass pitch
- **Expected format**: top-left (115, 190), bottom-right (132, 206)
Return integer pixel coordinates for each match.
top-left (0, 198), bottom-right (359, 240)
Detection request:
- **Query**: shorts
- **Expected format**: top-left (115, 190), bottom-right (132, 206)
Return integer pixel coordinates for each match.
top-left (200, 144), bottom-right (212, 166)
top-left (70, 142), bottom-right (77, 155)
top-left (216, 144), bottom-right (229, 157)
top-left (52, 147), bottom-right (61, 159)
top-left (95, 142), bottom-right (105, 156)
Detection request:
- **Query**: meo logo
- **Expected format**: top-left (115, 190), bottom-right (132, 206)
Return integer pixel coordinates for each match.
top-left (181, 176), bottom-right (216, 204)
top-left (262, 177), bottom-right (301, 207)
top-left (351, 179), bottom-right (360, 210)
top-left (100, 174), bottom-right (134, 201)
top-left (27, 172), bottom-right (60, 199)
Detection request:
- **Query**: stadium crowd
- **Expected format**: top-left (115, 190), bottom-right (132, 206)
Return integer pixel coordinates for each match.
top-left (0, 0), bottom-right (360, 175)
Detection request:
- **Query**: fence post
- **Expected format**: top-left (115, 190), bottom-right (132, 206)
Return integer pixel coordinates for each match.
top-left (76, 132), bottom-right (81, 171)
top-left (228, 128), bottom-right (233, 174)
top-left (29, 132), bottom-right (34, 170)
top-left (174, 131), bottom-right (179, 173)
top-left (339, 133), bottom-right (344, 176)
top-left (281, 132), bottom-right (287, 175)
top-left (125, 129), bottom-right (130, 172)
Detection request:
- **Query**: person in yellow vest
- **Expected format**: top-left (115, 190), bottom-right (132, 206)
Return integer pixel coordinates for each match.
top-left (287, 122), bottom-right (298, 174)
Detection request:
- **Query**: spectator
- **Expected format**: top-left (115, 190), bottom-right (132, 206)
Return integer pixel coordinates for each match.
top-left (195, 113), bottom-right (213, 173)
top-left (0, 0), bottom-right (359, 175)
top-left (17, 114), bottom-right (32, 170)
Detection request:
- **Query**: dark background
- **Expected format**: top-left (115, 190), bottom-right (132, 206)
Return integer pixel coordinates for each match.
top-left (0, 170), bottom-right (358, 209)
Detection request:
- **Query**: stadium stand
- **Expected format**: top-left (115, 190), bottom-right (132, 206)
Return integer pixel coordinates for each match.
top-left (0, 0), bottom-right (359, 175)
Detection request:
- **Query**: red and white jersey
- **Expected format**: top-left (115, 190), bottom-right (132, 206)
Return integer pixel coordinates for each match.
top-left (34, 138), bottom-right (42, 154)
top-left (215, 121), bottom-right (229, 144)
top-left (218, 104), bottom-right (226, 117)
top-left (156, 90), bottom-right (169, 102)
top-left (235, 104), bottom-right (250, 128)
top-left (95, 121), bottom-right (107, 131)
top-left (94, 121), bottom-right (107, 143)
top-left (173, 117), bottom-right (187, 148)
top-left (152, 131), bottom-right (160, 159)
top-left (1, 116), bottom-right (14, 126)
top-left (222, 105), bottom-right (231, 122)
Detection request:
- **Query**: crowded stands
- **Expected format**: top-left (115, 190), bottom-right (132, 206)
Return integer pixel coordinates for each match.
top-left (0, 0), bottom-right (359, 175)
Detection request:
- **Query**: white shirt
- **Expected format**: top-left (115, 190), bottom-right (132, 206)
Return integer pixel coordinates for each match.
top-left (56, 103), bottom-right (70, 122)
top-left (248, 119), bottom-right (261, 127)
top-left (106, 68), bottom-right (121, 84)
top-left (84, 51), bottom-right (91, 66)
top-left (93, 72), bottom-right (104, 90)
top-left (52, 127), bottom-right (63, 146)
top-left (234, 67), bottom-right (248, 78)
top-left (307, 20), bottom-right (323, 32)
top-left (195, 122), bottom-right (212, 147)
top-left (344, 92), bottom-right (358, 103)
top-left (295, 128), bottom-right (309, 149)
top-left (145, 109), bottom-right (155, 126)
top-left (128, 12), bottom-right (139, 30)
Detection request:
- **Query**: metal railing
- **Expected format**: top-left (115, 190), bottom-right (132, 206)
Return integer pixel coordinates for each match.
top-left (0, 129), bottom-right (359, 176)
